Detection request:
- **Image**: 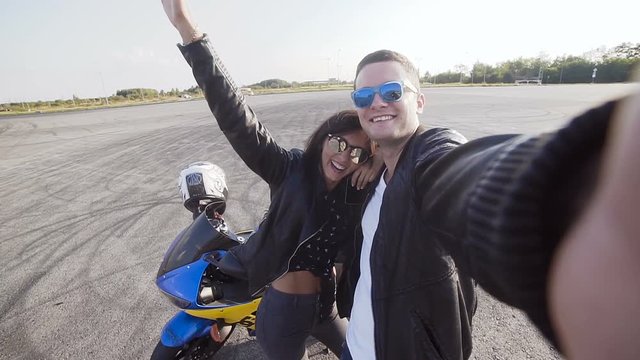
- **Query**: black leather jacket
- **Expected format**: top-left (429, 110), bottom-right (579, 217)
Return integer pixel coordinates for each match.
top-left (178, 36), bottom-right (366, 296)
top-left (338, 126), bottom-right (480, 360)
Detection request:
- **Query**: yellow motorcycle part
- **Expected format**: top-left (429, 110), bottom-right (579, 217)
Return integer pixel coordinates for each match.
top-left (185, 298), bottom-right (261, 330)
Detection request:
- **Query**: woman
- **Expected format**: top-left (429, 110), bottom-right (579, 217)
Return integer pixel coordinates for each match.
top-left (161, 1), bottom-right (382, 359)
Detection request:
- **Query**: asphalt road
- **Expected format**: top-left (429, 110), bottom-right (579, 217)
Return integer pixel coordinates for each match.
top-left (0, 83), bottom-right (636, 360)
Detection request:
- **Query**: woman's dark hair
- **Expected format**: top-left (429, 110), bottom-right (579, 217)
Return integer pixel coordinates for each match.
top-left (303, 110), bottom-right (369, 168)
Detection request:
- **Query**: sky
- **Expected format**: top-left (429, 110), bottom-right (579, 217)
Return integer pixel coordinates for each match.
top-left (1, 0), bottom-right (638, 103)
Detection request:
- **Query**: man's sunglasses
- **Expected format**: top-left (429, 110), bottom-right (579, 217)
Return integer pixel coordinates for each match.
top-left (327, 134), bottom-right (371, 165)
top-left (351, 81), bottom-right (418, 108)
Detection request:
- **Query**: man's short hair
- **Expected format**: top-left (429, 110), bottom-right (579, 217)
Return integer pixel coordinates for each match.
top-left (355, 50), bottom-right (421, 90)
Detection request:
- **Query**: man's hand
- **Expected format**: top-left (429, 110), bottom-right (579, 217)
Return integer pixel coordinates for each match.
top-left (549, 84), bottom-right (640, 360)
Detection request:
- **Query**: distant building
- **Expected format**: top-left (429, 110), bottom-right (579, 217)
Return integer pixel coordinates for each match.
top-left (240, 88), bottom-right (254, 96)
top-left (515, 79), bottom-right (542, 85)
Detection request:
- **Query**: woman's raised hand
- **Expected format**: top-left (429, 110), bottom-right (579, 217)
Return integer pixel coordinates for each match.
top-left (161, 0), bottom-right (202, 44)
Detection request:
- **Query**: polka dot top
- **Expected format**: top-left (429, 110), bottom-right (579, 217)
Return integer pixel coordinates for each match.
top-left (289, 193), bottom-right (350, 279)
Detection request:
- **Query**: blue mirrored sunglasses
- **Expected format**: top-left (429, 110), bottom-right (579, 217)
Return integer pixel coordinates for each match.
top-left (351, 81), bottom-right (418, 108)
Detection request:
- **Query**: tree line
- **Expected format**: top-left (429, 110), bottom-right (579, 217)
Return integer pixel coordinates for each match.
top-left (248, 78), bottom-right (350, 89)
top-left (427, 42), bottom-right (640, 85)
top-left (1, 86), bottom-right (202, 113)
top-left (3, 43), bottom-right (638, 113)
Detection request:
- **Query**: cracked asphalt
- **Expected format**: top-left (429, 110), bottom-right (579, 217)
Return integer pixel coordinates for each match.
top-left (0, 83), bottom-right (635, 360)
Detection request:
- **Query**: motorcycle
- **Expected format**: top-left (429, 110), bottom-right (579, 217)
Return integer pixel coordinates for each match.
top-left (151, 163), bottom-right (261, 360)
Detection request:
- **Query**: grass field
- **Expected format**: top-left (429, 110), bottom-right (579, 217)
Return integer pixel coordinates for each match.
top-left (0, 82), bottom-right (539, 117)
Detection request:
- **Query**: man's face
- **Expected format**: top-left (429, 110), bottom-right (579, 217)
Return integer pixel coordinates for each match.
top-left (354, 61), bottom-right (425, 146)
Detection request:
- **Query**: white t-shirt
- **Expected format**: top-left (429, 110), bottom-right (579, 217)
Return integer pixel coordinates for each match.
top-left (346, 173), bottom-right (387, 359)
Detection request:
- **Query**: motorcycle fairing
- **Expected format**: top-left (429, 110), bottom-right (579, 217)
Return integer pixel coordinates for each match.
top-left (159, 311), bottom-right (214, 348)
top-left (157, 210), bottom-right (239, 277)
top-left (185, 298), bottom-right (261, 330)
top-left (156, 257), bottom-right (209, 309)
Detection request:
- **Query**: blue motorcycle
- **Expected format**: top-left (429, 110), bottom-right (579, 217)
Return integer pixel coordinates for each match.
top-left (151, 162), bottom-right (260, 360)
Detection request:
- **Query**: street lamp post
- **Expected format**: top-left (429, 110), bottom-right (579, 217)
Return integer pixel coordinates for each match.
top-left (336, 49), bottom-right (341, 82)
top-left (538, 66), bottom-right (544, 84)
top-left (325, 57), bottom-right (331, 82)
top-left (99, 72), bottom-right (109, 105)
top-left (591, 67), bottom-right (598, 84)
top-left (483, 64), bottom-right (487, 84)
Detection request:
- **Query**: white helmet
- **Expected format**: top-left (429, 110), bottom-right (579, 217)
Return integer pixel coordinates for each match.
top-left (178, 161), bottom-right (228, 214)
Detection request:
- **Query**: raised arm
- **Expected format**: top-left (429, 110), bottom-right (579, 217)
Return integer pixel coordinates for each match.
top-left (161, 0), bottom-right (294, 186)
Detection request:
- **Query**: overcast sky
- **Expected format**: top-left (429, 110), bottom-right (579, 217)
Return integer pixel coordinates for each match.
top-left (2, 0), bottom-right (638, 102)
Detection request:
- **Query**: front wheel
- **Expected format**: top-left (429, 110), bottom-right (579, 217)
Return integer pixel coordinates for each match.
top-left (150, 342), bottom-right (181, 360)
top-left (150, 324), bottom-right (236, 360)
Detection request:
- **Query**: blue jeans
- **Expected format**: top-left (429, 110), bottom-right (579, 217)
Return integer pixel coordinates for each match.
top-left (256, 286), bottom-right (347, 360)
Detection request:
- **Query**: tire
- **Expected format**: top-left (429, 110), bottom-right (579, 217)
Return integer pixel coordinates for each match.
top-left (150, 342), bottom-right (181, 360)
top-left (150, 325), bottom-right (236, 360)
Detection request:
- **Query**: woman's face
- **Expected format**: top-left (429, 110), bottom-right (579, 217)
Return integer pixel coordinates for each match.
top-left (321, 130), bottom-right (370, 190)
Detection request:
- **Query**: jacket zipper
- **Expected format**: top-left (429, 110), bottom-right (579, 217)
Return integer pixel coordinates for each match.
top-left (251, 220), bottom-right (328, 297)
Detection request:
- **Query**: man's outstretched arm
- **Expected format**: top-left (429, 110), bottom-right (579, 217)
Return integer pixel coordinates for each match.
top-left (417, 97), bottom-right (619, 347)
top-left (549, 89), bottom-right (640, 360)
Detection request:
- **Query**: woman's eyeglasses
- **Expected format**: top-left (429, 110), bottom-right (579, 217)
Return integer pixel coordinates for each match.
top-left (351, 81), bottom-right (417, 108)
top-left (327, 134), bottom-right (371, 164)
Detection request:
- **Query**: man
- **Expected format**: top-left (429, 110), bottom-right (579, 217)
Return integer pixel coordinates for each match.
top-left (338, 49), bottom-right (632, 359)
top-left (338, 50), bottom-right (478, 360)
